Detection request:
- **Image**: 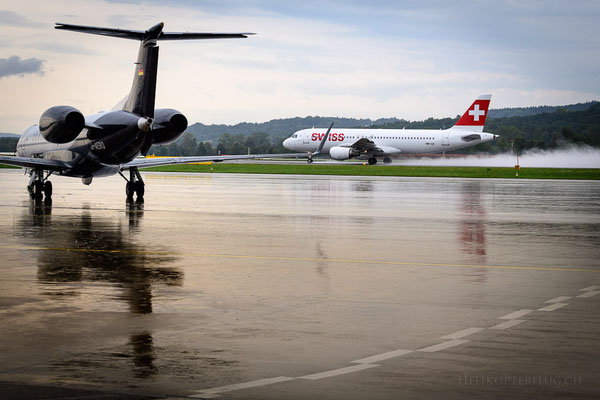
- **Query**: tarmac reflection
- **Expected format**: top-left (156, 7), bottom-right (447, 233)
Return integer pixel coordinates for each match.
top-left (16, 199), bottom-right (182, 379)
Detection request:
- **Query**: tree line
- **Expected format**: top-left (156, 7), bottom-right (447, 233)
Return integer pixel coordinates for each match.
top-left (149, 131), bottom-right (288, 157)
top-left (369, 102), bottom-right (600, 154)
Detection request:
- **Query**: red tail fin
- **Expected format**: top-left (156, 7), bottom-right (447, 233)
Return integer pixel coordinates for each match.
top-left (454, 94), bottom-right (492, 131)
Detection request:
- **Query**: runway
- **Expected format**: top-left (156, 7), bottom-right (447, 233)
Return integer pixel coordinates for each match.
top-left (0, 169), bottom-right (599, 399)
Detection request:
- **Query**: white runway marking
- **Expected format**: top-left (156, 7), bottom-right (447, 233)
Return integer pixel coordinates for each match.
top-left (418, 339), bottom-right (470, 353)
top-left (499, 309), bottom-right (534, 320)
top-left (189, 285), bottom-right (596, 397)
top-left (546, 296), bottom-right (572, 303)
top-left (441, 327), bottom-right (483, 340)
top-left (490, 319), bottom-right (526, 330)
top-left (538, 303), bottom-right (569, 312)
top-left (577, 290), bottom-right (599, 298)
top-left (191, 376), bottom-right (295, 398)
top-left (299, 364), bottom-right (379, 380)
top-left (351, 349), bottom-right (413, 364)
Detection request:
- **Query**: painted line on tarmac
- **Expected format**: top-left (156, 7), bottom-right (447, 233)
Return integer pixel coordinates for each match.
top-left (2, 244), bottom-right (599, 273)
top-left (546, 296), bottom-right (572, 303)
top-left (299, 364), bottom-right (379, 380)
top-left (490, 319), bottom-right (526, 330)
top-left (190, 376), bottom-right (295, 398)
top-left (441, 327), bottom-right (484, 340)
top-left (190, 284), bottom-right (599, 398)
top-left (499, 309), bottom-right (534, 320)
top-left (581, 285), bottom-right (599, 291)
top-left (351, 349), bottom-right (413, 364)
top-left (417, 339), bottom-right (470, 353)
top-left (538, 303), bottom-right (569, 312)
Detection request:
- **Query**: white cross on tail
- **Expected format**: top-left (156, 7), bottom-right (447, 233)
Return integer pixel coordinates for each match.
top-left (468, 104), bottom-right (485, 121)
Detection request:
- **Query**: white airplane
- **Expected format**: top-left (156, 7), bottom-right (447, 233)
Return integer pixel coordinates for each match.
top-left (0, 22), bottom-right (311, 201)
top-left (282, 95), bottom-right (498, 164)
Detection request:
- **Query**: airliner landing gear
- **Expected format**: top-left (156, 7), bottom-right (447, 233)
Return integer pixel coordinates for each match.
top-left (121, 167), bottom-right (145, 200)
top-left (368, 157), bottom-right (377, 165)
top-left (383, 157), bottom-right (392, 164)
top-left (27, 169), bottom-right (53, 200)
top-left (307, 155), bottom-right (314, 164)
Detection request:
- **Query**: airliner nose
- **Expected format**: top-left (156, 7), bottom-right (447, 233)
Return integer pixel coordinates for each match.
top-left (283, 138), bottom-right (291, 149)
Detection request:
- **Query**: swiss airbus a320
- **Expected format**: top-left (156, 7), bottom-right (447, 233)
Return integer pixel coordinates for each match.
top-left (0, 22), bottom-right (309, 200)
top-left (283, 95), bottom-right (498, 164)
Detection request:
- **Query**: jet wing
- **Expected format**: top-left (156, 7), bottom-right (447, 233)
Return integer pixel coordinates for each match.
top-left (349, 138), bottom-right (381, 153)
top-left (122, 153), bottom-right (310, 169)
top-left (343, 138), bottom-right (400, 157)
top-left (0, 156), bottom-right (72, 171)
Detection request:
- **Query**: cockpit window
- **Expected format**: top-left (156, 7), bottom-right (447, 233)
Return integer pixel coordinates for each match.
top-left (291, 134), bottom-right (297, 138)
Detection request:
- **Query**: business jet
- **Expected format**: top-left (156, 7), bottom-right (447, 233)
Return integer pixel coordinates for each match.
top-left (0, 22), bottom-right (311, 200)
top-left (282, 95), bottom-right (498, 164)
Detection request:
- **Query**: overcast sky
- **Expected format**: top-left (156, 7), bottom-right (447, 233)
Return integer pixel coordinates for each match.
top-left (0, 0), bottom-right (599, 132)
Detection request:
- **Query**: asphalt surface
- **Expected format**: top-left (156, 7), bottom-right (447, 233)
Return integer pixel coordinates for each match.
top-left (0, 169), bottom-right (599, 399)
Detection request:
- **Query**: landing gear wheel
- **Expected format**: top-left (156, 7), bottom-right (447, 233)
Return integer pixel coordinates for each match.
top-left (383, 157), bottom-right (392, 164)
top-left (43, 181), bottom-right (53, 198)
top-left (134, 181), bottom-right (145, 198)
top-left (368, 157), bottom-right (377, 165)
top-left (307, 157), bottom-right (313, 164)
top-left (126, 182), bottom-right (134, 199)
top-left (33, 181), bottom-right (44, 199)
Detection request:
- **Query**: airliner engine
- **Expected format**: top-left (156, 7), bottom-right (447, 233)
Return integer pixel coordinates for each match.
top-left (39, 106), bottom-right (85, 144)
top-left (329, 146), bottom-right (360, 160)
top-left (152, 108), bottom-right (188, 145)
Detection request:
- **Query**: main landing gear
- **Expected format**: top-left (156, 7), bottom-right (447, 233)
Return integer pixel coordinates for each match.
top-left (27, 169), bottom-right (53, 200)
top-left (368, 157), bottom-right (377, 165)
top-left (120, 167), bottom-right (145, 201)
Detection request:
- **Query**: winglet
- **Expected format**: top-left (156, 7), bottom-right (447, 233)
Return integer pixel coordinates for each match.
top-left (314, 122), bottom-right (334, 155)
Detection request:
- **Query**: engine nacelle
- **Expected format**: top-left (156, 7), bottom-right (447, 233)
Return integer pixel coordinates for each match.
top-left (39, 106), bottom-right (85, 144)
top-left (152, 108), bottom-right (188, 145)
top-left (329, 146), bottom-right (359, 160)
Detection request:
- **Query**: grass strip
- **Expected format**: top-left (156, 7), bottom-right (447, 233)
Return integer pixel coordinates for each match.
top-left (3, 161), bottom-right (598, 179)
top-left (142, 163), bottom-right (600, 180)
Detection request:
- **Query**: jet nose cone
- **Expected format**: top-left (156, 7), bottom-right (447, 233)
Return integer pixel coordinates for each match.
top-left (283, 138), bottom-right (291, 149)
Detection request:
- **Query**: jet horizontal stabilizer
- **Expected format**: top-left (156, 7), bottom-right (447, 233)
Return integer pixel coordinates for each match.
top-left (55, 23), bottom-right (254, 41)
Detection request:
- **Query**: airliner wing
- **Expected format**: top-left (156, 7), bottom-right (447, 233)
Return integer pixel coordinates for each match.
top-left (0, 156), bottom-right (72, 171)
top-left (345, 138), bottom-right (400, 157)
top-left (122, 153), bottom-right (310, 169)
top-left (349, 138), bottom-right (380, 153)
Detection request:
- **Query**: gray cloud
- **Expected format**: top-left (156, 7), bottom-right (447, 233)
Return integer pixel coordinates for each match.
top-left (0, 10), bottom-right (39, 27)
top-left (0, 56), bottom-right (45, 78)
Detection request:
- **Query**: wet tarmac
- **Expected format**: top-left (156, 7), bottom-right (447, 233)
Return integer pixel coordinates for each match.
top-left (0, 169), bottom-right (599, 399)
